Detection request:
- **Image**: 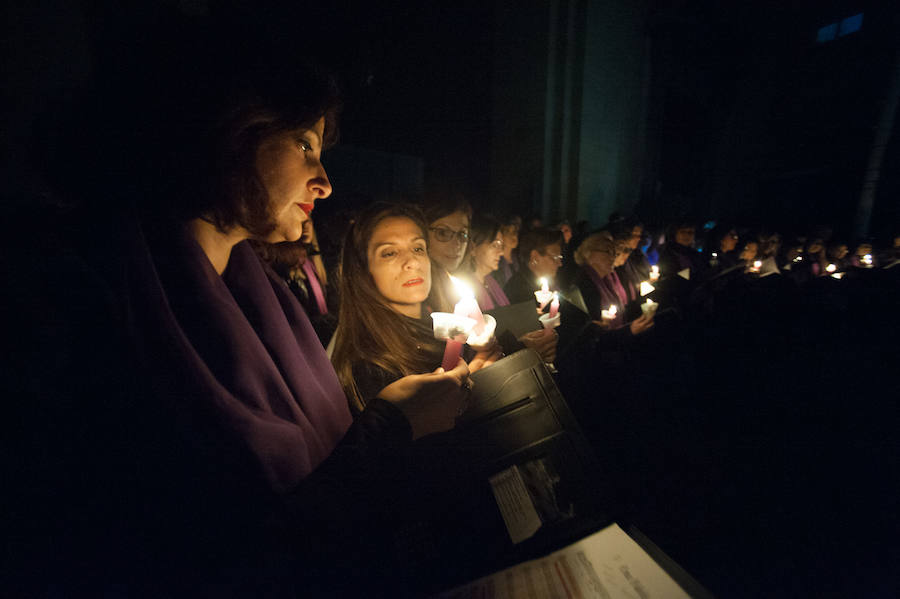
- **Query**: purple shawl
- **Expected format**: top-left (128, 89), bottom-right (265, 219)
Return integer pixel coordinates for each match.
top-left (584, 265), bottom-right (626, 329)
top-left (475, 274), bottom-right (511, 310)
top-left (130, 224), bottom-right (352, 494)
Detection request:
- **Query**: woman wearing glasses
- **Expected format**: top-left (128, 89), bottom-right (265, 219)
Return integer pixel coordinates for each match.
top-left (423, 193), bottom-right (472, 274)
top-left (502, 227), bottom-right (565, 304)
top-left (460, 215), bottom-right (559, 363)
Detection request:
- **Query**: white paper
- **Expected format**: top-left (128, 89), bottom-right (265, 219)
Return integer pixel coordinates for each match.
top-left (436, 523), bottom-right (691, 599)
top-left (677, 268), bottom-right (691, 280)
top-left (488, 465), bottom-right (543, 545)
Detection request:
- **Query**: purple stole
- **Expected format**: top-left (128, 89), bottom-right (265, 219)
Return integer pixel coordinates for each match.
top-left (483, 274), bottom-right (510, 309)
top-left (300, 259), bottom-right (328, 315)
top-left (584, 266), bottom-right (626, 328)
top-left (133, 229), bottom-right (352, 493)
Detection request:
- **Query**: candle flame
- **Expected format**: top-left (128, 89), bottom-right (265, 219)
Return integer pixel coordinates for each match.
top-left (609, 305), bottom-right (617, 316)
top-left (753, 260), bottom-right (762, 268)
top-left (448, 274), bottom-right (474, 299)
top-left (825, 263), bottom-right (836, 273)
top-left (540, 277), bottom-right (549, 291)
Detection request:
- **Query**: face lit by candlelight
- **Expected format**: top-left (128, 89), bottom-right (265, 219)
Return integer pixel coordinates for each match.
top-left (529, 243), bottom-right (563, 280)
top-left (427, 210), bottom-right (470, 272)
top-left (583, 239), bottom-right (616, 278)
top-left (367, 217), bottom-right (431, 318)
top-left (255, 117), bottom-right (332, 243)
top-left (473, 231), bottom-right (505, 276)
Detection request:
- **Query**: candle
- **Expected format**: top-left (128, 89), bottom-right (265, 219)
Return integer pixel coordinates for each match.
top-left (548, 292), bottom-right (559, 318)
top-left (431, 276), bottom-right (486, 370)
top-left (534, 277), bottom-right (553, 310)
top-left (862, 254), bottom-right (873, 266)
top-left (600, 304), bottom-right (618, 322)
top-left (825, 263), bottom-right (837, 273)
top-left (639, 281), bottom-right (655, 297)
top-left (649, 265), bottom-right (660, 282)
top-left (750, 260), bottom-right (762, 273)
top-left (449, 275), bottom-right (485, 333)
top-left (641, 297), bottom-right (658, 317)
top-left (831, 272), bottom-right (845, 280)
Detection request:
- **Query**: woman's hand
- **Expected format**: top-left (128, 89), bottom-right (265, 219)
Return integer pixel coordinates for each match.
top-left (518, 328), bottom-right (558, 363)
top-left (629, 313), bottom-right (654, 335)
top-left (468, 337), bottom-right (503, 373)
top-left (378, 358), bottom-right (471, 440)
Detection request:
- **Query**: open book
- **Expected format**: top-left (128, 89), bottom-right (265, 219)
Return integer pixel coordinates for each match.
top-left (435, 522), bottom-right (710, 598)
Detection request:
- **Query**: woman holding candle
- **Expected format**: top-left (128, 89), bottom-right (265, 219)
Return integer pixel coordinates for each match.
top-left (332, 202), bottom-right (500, 411)
top-left (17, 58), bottom-right (472, 592)
top-left (503, 227), bottom-right (565, 304)
top-left (572, 232), bottom-right (654, 336)
top-left (460, 213), bottom-right (559, 363)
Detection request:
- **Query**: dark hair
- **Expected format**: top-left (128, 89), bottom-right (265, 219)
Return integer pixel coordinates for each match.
top-left (331, 202), bottom-right (451, 410)
top-left (518, 227), bottom-right (564, 269)
top-left (463, 213), bottom-right (502, 271)
top-left (422, 191), bottom-right (473, 225)
top-left (162, 62), bottom-right (342, 238)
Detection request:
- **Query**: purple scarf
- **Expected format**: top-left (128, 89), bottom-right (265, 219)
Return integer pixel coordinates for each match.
top-left (476, 274), bottom-right (511, 310)
top-left (584, 266), bottom-right (626, 328)
top-left (130, 224), bottom-right (352, 494)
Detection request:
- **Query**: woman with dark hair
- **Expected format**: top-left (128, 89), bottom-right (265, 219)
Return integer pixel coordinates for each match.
top-left (496, 214), bottom-right (521, 285)
top-left (459, 213), bottom-right (558, 363)
top-left (461, 213), bottom-right (511, 310)
top-left (422, 192), bottom-right (473, 275)
top-left (331, 202), bottom-right (497, 410)
top-left (503, 227), bottom-right (565, 304)
top-left (13, 60), bottom-right (471, 593)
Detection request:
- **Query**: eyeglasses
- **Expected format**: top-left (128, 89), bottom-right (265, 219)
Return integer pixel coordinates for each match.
top-left (429, 226), bottom-right (469, 243)
top-left (550, 254), bottom-right (563, 263)
top-left (490, 240), bottom-right (505, 250)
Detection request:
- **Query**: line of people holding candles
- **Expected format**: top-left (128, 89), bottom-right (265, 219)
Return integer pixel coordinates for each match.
top-left (8, 47), bottom-right (899, 596)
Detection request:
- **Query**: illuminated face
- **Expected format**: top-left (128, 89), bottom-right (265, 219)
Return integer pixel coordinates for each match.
top-left (530, 243), bottom-right (563, 280)
top-left (739, 241), bottom-right (758, 262)
top-left (500, 224), bottom-right (519, 251)
top-left (614, 243), bottom-right (631, 267)
top-left (367, 216), bottom-right (431, 318)
top-left (473, 231), bottom-right (505, 275)
top-left (585, 242), bottom-right (615, 278)
top-left (255, 117), bottom-right (332, 243)
top-left (720, 230), bottom-right (738, 253)
top-left (628, 226), bottom-right (643, 250)
top-left (427, 210), bottom-right (469, 272)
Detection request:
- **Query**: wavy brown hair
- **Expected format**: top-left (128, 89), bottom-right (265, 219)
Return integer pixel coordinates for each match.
top-left (332, 202), bottom-right (452, 410)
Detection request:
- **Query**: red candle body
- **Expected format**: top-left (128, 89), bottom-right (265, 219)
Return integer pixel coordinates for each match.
top-left (442, 339), bottom-right (464, 371)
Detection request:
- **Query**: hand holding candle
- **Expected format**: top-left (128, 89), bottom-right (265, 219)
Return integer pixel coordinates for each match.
top-left (539, 291), bottom-right (561, 330)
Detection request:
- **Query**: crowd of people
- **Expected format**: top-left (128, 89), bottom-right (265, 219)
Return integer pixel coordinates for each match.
top-left (4, 44), bottom-right (898, 597)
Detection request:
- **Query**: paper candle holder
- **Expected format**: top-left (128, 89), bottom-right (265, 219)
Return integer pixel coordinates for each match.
top-left (431, 312), bottom-right (477, 342)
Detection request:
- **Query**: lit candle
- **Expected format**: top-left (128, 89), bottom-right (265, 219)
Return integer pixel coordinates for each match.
top-left (600, 304), bottom-right (618, 322)
top-left (649, 265), bottom-right (660, 282)
top-left (750, 260), bottom-right (762, 273)
top-left (431, 276), bottom-right (486, 370)
top-left (535, 277), bottom-right (553, 310)
top-left (449, 275), bottom-right (485, 333)
top-left (548, 292), bottom-right (559, 319)
top-left (862, 254), bottom-right (873, 266)
top-left (825, 263), bottom-right (837, 273)
top-left (639, 281), bottom-right (655, 297)
top-left (641, 297), bottom-right (658, 317)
